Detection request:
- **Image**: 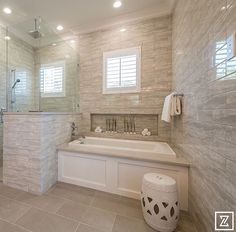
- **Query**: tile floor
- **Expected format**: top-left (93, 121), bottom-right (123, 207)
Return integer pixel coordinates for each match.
top-left (0, 181), bottom-right (198, 232)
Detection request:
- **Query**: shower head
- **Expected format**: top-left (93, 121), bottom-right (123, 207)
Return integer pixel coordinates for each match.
top-left (29, 30), bottom-right (42, 39)
top-left (12, 79), bottom-right (20, 89)
top-left (28, 18), bottom-right (43, 39)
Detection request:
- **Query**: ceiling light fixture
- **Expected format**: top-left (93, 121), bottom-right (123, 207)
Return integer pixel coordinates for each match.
top-left (3, 7), bottom-right (12, 14)
top-left (56, 25), bottom-right (64, 31)
top-left (113, 0), bottom-right (122, 8)
top-left (120, 28), bottom-right (127, 32)
top-left (52, 43), bottom-right (57, 46)
top-left (70, 40), bottom-right (75, 43)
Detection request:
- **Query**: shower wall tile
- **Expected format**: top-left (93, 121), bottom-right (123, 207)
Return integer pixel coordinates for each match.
top-left (35, 42), bottom-right (79, 112)
top-left (3, 113), bottom-right (79, 194)
top-left (78, 16), bottom-right (172, 142)
top-left (7, 33), bottom-right (37, 112)
top-left (172, 0), bottom-right (236, 231)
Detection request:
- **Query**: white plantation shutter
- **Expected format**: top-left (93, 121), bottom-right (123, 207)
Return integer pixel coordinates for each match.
top-left (40, 61), bottom-right (65, 97)
top-left (103, 47), bottom-right (141, 94)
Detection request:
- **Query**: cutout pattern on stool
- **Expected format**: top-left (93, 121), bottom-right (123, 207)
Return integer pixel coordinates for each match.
top-left (141, 192), bottom-right (179, 225)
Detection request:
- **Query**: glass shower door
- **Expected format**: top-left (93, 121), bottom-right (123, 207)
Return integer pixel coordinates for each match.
top-left (0, 25), bottom-right (7, 174)
top-left (6, 28), bottom-right (38, 112)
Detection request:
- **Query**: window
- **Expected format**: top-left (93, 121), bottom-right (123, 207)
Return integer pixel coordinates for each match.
top-left (103, 47), bottom-right (141, 94)
top-left (14, 69), bottom-right (30, 96)
top-left (215, 41), bottom-right (236, 80)
top-left (40, 61), bottom-right (65, 97)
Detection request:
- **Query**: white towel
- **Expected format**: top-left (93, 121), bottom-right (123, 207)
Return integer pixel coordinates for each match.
top-left (161, 93), bottom-right (175, 123)
top-left (161, 93), bottom-right (182, 123)
top-left (171, 96), bottom-right (181, 116)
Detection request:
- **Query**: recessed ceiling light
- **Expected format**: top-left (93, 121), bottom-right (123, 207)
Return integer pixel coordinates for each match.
top-left (3, 7), bottom-right (12, 14)
top-left (56, 25), bottom-right (64, 31)
top-left (70, 40), bottom-right (75, 43)
top-left (113, 0), bottom-right (122, 8)
top-left (52, 43), bottom-right (57, 46)
top-left (4, 36), bottom-right (11, 40)
top-left (120, 28), bottom-right (127, 32)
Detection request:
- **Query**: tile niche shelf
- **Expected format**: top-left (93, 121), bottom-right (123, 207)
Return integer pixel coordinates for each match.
top-left (90, 113), bottom-right (158, 140)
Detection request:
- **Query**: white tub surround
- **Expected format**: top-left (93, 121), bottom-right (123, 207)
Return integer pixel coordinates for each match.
top-left (58, 137), bottom-right (189, 210)
top-left (3, 112), bottom-right (80, 194)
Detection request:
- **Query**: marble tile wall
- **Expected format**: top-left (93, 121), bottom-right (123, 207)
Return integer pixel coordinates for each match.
top-left (172, 0), bottom-right (236, 231)
top-left (3, 113), bottom-right (79, 194)
top-left (78, 16), bottom-right (172, 142)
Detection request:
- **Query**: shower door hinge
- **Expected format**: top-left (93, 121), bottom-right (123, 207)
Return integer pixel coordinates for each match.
top-left (0, 108), bottom-right (6, 123)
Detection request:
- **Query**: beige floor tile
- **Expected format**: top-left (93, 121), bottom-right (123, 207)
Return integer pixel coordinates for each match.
top-left (16, 208), bottom-right (78, 232)
top-left (92, 194), bottom-right (143, 219)
top-left (112, 215), bottom-right (155, 232)
top-left (0, 219), bottom-right (30, 232)
top-left (56, 200), bottom-right (89, 221)
top-left (15, 192), bottom-right (67, 213)
top-left (54, 182), bottom-right (95, 195)
top-left (0, 183), bottom-right (25, 199)
top-left (76, 223), bottom-right (111, 232)
top-left (176, 212), bottom-right (198, 232)
top-left (48, 183), bottom-right (94, 205)
top-left (0, 219), bottom-right (29, 232)
top-left (0, 196), bottom-right (30, 223)
top-left (81, 207), bottom-right (116, 231)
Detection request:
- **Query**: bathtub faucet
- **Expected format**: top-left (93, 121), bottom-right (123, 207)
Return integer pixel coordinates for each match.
top-left (71, 122), bottom-right (78, 141)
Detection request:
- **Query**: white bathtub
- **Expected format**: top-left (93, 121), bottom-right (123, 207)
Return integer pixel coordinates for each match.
top-left (58, 137), bottom-right (189, 210)
top-left (68, 137), bottom-right (176, 160)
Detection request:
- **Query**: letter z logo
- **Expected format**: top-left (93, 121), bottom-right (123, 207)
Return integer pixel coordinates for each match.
top-left (215, 211), bottom-right (234, 231)
top-left (220, 215), bottom-right (230, 227)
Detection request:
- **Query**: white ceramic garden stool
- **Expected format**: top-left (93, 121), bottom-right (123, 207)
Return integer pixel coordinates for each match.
top-left (141, 173), bottom-right (179, 232)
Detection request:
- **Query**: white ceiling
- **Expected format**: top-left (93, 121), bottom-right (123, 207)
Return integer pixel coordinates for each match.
top-left (0, 0), bottom-right (176, 35)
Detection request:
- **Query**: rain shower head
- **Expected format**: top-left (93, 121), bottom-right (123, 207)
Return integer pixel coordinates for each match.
top-left (28, 18), bottom-right (43, 39)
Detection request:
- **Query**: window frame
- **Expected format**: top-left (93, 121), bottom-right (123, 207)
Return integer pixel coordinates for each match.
top-left (103, 47), bottom-right (141, 94)
top-left (40, 60), bottom-right (66, 98)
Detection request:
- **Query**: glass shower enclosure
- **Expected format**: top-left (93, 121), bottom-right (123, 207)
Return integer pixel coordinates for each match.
top-left (0, 17), bottom-right (79, 173)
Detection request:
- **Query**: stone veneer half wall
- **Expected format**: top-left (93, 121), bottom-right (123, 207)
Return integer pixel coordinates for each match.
top-left (172, 0), bottom-right (236, 231)
top-left (3, 113), bottom-right (79, 194)
top-left (78, 16), bottom-right (172, 142)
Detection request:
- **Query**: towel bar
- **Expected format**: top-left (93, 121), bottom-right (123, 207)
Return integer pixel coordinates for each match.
top-left (173, 93), bottom-right (184, 97)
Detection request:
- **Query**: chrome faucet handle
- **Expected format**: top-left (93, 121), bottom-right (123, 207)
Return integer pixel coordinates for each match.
top-left (71, 122), bottom-right (77, 129)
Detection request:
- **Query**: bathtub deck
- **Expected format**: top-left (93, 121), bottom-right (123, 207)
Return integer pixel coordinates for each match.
top-left (0, 182), bottom-right (197, 232)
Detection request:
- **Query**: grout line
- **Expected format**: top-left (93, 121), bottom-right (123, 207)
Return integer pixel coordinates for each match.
top-left (0, 216), bottom-right (33, 232)
top-left (79, 222), bottom-right (113, 232)
top-left (73, 222), bottom-right (80, 232)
